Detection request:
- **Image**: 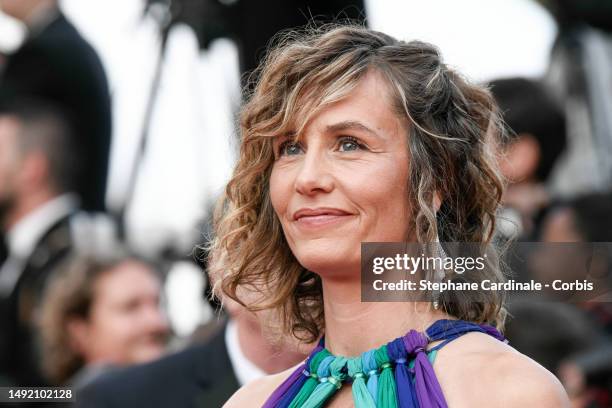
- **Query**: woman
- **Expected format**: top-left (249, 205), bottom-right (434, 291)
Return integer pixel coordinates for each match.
top-left (38, 253), bottom-right (169, 387)
top-left (211, 25), bottom-right (569, 407)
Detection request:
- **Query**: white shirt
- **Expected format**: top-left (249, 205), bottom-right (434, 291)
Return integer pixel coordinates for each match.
top-left (0, 194), bottom-right (77, 295)
top-left (224, 319), bottom-right (266, 386)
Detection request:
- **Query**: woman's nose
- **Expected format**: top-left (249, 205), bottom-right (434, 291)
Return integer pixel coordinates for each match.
top-left (294, 149), bottom-right (334, 196)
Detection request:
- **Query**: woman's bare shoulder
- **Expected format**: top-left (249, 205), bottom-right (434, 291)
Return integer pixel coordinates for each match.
top-left (489, 348), bottom-right (570, 407)
top-left (223, 365), bottom-right (299, 408)
top-left (437, 332), bottom-right (569, 407)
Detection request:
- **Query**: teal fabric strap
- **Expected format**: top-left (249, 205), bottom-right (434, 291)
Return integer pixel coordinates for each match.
top-left (362, 349), bottom-right (379, 401)
top-left (374, 345), bottom-right (398, 408)
top-left (301, 356), bottom-right (347, 408)
top-left (348, 357), bottom-right (376, 408)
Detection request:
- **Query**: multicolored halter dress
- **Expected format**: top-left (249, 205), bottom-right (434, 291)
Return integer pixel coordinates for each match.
top-left (262, 319), bottom-right (506, 408)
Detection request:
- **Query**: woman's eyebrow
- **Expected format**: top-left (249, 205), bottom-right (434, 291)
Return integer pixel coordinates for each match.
top-left (272, 132), bottom-right (296, 144)
top-left (325, 121), bottom-right (382, 139)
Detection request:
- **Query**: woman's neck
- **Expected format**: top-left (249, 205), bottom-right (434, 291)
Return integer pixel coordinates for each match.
top-left (321, 277), bottom-right (449, 356)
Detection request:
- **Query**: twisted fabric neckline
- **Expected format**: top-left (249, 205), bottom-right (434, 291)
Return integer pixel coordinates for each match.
top-left (262, 319), bottom-right (506, 408)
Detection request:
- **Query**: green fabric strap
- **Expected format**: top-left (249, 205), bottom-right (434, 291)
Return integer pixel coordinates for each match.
top-left (347, 357), bottom-right (377, 408)
top-left (374, 345), bottom-right (398, 408)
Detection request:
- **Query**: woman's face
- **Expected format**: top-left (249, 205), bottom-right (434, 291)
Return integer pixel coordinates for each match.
top-left (270, 71), bottom-right (412, 277)
top-left (69, 260), bottom-right (169, 367)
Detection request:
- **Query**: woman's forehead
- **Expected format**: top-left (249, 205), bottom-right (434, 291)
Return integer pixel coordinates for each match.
top-left (281, 70), bottom-right (403, 139)
top-left (294, 72), bottom-right (404, 140)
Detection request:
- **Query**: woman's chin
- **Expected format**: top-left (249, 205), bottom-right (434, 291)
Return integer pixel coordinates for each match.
top-left (297, 254), bottom-right (361, 280)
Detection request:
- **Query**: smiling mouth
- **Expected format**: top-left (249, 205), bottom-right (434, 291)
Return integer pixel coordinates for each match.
top-left (293, 208), bottom-right (354, 227)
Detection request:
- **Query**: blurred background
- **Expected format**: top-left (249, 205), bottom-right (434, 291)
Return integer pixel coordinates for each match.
top-left (0, 0), bottom-right (610, 407)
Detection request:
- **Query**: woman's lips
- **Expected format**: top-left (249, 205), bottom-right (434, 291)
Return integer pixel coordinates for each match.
top-left (293, 208), bottom-right (354, 228)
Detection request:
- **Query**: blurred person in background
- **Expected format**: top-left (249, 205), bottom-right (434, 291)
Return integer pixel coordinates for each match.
top-left (539, 191), bottom-right (612, 329)
top-left (535, 191), bottom-right (612, 407)
top-left (540, 191), bottom-right (612, 244)
top-left (0, 0), bottom-right (111, 213)
top-left (0, 5), bottom-right (111, 377)
top-left (505, 299), bottom-right (610, 408)
top-left (0, 99), bottom-right (80, 385)
top-left (558, 346), bottom-right (612, 408)
top-left (489, 77), bottom-right (567, 239)
top-left (76, 296), bottom-right (308, 407)
top-left (38, 253), bottom-right (169, 389)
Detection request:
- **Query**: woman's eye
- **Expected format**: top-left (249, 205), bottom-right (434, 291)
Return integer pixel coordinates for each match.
top-left (278, 141), bottom-right (303, 156)
top-left (338, 137), bottom-right (362, 152)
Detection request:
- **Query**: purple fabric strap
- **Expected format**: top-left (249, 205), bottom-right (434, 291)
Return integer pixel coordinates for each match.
top-left (261, 362), bottom-right (307, 408)
top-left (403, 330), bottom-right (448, 408)
top-left (262, 344), bottom-right (323, 408)
top-left (478, 324), bottom-right (507, 342)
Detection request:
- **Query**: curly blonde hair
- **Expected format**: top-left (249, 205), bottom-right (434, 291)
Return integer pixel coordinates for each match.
top-left (209, 24), bottom-right (506, 342)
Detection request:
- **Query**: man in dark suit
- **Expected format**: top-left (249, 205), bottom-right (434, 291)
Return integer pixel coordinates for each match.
top-left (0, 0), bottom-right (111, 213)
top-left (76, 301), bottom-right (310, 407)
top-left (77, 320), bottom-right (240, 408)
top-left (0, 99), bottom-right (80, 385)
